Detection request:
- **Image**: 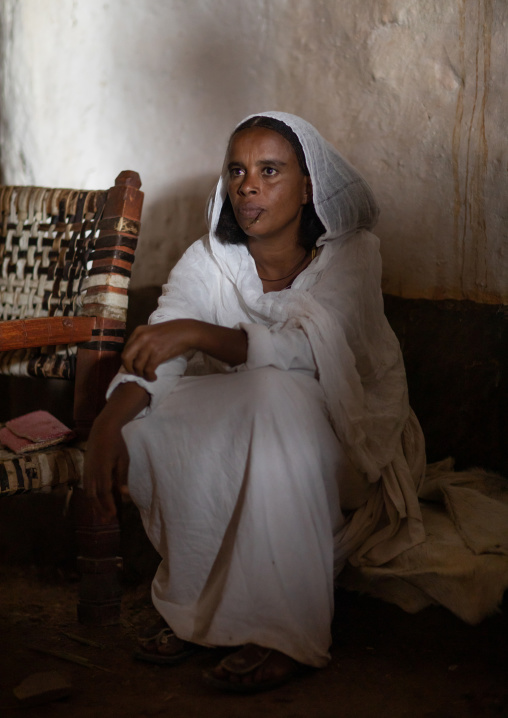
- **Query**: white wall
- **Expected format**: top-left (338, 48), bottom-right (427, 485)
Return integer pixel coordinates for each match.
top-left (1, 0), bottom-right (506, 302)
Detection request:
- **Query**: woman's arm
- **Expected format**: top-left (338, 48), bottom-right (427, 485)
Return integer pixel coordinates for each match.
top-left (84, 320), bottom-right (247, 519)
top-left (121, 319), bottom-right (248, 381)
top-left (84, 382), bottom-right (150, 521)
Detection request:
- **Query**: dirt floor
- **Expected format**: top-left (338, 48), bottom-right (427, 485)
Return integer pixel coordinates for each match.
top-left (1, 562), bottom-right (507, 718)
top-left (0, 489), bottom-right (507, 717)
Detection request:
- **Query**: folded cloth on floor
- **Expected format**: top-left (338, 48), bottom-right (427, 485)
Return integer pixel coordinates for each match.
top-left (337, 459), bottom-right (508, 624)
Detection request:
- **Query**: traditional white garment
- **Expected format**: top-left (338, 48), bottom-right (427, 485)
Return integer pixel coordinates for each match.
top-left (110, 112), bottom-right (426, 667)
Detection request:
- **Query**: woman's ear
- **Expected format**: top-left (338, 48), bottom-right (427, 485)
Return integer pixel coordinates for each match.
top-left (302, 177), bottom-right (313, 205)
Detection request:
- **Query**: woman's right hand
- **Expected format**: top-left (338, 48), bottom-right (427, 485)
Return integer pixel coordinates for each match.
top-left (83, 382), bottom-right (150, 522)
top-left (84, 415), bottom-right (129, 522)
top-left (122, 320), bottom-right (248, 381)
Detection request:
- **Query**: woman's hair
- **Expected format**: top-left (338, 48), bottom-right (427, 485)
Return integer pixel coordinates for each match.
top-left (215, 116), bottom-right (325, 251)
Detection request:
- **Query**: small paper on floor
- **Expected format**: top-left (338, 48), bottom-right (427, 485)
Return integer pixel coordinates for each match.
top-left (14, 670), bottom-right (72, 707)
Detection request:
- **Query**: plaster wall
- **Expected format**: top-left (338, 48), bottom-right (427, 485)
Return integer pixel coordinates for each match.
top-left (1, 0), bottom-right (506, 301)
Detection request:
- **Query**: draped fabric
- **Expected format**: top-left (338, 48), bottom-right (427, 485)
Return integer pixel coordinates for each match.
top-left (110, 112), bottom-right (426, 665)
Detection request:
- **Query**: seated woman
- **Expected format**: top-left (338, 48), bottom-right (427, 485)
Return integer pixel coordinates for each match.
top-left (84, 111), bottom-right (426, 693)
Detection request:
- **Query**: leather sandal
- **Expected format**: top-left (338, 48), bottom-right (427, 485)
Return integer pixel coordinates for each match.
top-left (203, 644), bottom-right (304, 694)
top-left (134, 620), bottom-right (199, 665)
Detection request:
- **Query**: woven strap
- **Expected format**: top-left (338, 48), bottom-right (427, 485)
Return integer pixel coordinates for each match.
top-left (0, 444), bottom-right (84, 496)
top-left (0, 186), bottom-right (108, 320)
top-left (1, 176), bottom-right (141, 378)
top-left (0, 184), bottom-right (140, 321)
top-left (0, 347), bottom-right (76, 379)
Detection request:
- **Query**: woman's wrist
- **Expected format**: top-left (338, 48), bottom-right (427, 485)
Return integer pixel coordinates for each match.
top-left (192, 321), bottom-right (248, 366)
top-left (95, 382), bottom-right (151, 430)
top-left (185, 319), bottom-right (205, 353)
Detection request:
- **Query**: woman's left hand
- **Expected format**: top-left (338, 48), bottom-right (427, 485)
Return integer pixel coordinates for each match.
top-left (121, 319), bottom-right (198, 381)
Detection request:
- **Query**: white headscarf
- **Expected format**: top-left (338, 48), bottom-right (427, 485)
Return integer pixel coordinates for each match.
top-left (207, 110), bottom-right (379, 243)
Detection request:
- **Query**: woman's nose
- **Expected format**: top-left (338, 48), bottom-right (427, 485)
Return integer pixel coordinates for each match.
top-left (238, 173), bottom-right (258, 196)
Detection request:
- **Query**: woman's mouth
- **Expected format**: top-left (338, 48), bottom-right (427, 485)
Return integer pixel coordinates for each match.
top-left (236, 204), bottom-right (265, 227)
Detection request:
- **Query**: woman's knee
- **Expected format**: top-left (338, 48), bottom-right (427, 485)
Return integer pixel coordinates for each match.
top-left (239, 366), bottom-right (320, 413)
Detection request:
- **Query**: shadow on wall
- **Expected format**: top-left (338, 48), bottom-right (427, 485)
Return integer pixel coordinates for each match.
top-left (113, 3), bottom-right (278, 288)
top-left (131, 174), bottom-right (217, 288)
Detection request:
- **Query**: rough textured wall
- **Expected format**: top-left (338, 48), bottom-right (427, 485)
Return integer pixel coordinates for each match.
top-left (1, 0), bottom-right (506, 301)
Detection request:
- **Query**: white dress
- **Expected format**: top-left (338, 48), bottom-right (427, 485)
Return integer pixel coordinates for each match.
top-left (110, 112), bottom-right (426, 667)
top-left (124, 367), bottom-right (351, 666)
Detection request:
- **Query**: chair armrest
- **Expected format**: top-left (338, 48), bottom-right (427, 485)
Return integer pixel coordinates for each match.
top-left (0, 316), bottom-right (97, 351)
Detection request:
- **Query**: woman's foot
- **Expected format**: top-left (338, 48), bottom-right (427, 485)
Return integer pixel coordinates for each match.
top-left (134, 617), bottom-right (199, 665)
top-left (203, 644), bottom-right (303, 693)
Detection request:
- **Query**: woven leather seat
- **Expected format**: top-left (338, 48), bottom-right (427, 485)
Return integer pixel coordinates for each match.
top-left (0, 171), bottom-right (144, 624)
top-left (0, 445), bottom-right (84, 496)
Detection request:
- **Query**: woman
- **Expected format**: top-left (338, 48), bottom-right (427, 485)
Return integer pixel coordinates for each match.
top-left (84, 111), bottom-right (426, 692)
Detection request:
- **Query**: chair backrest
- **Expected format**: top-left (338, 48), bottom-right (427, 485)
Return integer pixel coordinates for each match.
top-left (0, 171), bottom-right (144, 435)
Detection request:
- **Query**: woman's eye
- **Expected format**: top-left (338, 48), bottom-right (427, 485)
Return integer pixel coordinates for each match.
top-left (229, 168), bottom-right (244, 178)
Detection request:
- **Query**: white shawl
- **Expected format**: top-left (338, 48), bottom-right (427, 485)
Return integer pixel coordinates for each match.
top-left (115, 111), bottom-right (426, 567)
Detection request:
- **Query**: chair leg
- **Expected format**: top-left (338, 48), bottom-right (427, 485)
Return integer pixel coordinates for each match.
top-left (72, 487), bottom-right (123, 625)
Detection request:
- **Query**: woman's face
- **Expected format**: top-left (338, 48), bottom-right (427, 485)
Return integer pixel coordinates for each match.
top-left (226, 127), bottom-right (311, 244)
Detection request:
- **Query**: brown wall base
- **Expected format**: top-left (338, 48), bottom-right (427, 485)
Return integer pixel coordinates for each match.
top-left (129, 288), bottom-right (508, 474)
top-left (3, 290), bottom-right (506, 473)
top-left (384, 296), bottom-right (507, 475)
top-left (1, 290), bottom-right (506, 573)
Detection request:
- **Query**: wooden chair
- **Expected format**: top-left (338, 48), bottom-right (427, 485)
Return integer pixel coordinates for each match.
top-left (0, 170), bottom-right (144, 624)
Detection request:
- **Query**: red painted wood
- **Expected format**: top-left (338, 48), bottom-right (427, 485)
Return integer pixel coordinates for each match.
top-left (0, 316), bottom-right (96, 351)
